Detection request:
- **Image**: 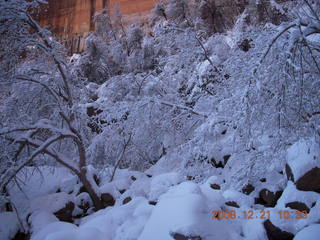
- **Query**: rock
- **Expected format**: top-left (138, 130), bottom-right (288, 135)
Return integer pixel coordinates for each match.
top-left (187, 176), bottom-right (195, 181)
top-left (119, 189), bottom-right (126, 194)
top-left (238, 39), bottom-right (253, 52)
top-left (148, 201), bottom-right (157, 205)
top-left (223, 155), bottom-right (231, 165)
top-left (285, 164), bottom-right (294, 181)
top-left (285, 201), bottom-right (310, 213)
top-left (210, 158), bottom-right (224, 168)
top-left (122, 197), bottom-right (132, 205)
top-left (260, 178), bottom-right (267, 182)
top-left (78, 200), bottom-right (90, 213)
top-left (172, 233), bottom-right (202, 240)
top-left (93, 174), bottom-right (100, 186)
top-left (256, 189), bottom-right (283, 207)
top-left (296, 168), bottom-right (320, 193)
top-left (263, 220), bottom-right (294, 240)
top-left (101, 193), bottom-right (115, 208)
top-left (242, 184), bottom-right (255, 195)
top-left (53, 202), bottom-right (75, 223)
top-left (12, 231), bottom-right (30, 240)
top-left (37, 0), bottom-right (158, 54)
top-left (286, 138), bottom-right (319, 190)
top-left (5, 202), bottom-right (13, 212)
top-left (210, 184), bottom-right (221, 190)
top-left (225, 201), bottom-right (240, 208)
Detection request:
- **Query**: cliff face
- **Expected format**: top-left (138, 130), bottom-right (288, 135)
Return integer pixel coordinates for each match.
top-left (37, 0), bottom-right (158, 53)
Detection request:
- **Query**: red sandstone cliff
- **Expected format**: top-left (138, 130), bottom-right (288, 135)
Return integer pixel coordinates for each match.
top-left (37, 0), bottom-right (158, 53)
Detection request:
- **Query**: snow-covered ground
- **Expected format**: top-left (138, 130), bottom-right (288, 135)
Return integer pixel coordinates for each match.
top-left (1, 0), bottom-right (319, 239)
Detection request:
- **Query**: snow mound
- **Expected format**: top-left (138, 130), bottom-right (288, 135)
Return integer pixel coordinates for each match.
top-left (223, 190), bottom-right (254, 208)
top-left (80, 197), bottom-right (152, 240)
top-left (149, 172), bottom-right (184, 201)
top-left (29, 211), bottom-right (59, 235)
top-left (287, 138), bottom-right (320, 180)
top-left (276, 181), bottom-right (319, 210)
top-left (30, 192), bottom-right (74, 214)
top-left (139, 181), bottom-right (231, 240)
top-left (0, 212), bottom-right (19, 240)
top-left (294, 224), bottom-right (320, 240)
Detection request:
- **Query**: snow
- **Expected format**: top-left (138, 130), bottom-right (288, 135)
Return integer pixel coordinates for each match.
top-left (59, 176), bottom-right (78, 194)
top-left (29, 211), bottom-right (59, 235)
top-left (286, 138), bottom-right (320, 181)
top-left (123, 175), bottom-right (151, 199)
top-left (80, 197), bottom-right (151, 240)
top-left (149, 172), bottom-right (183, 201)
top-left (1, 1), bottom-right (320, 240)
top-left (294, 224), bottom-right (320, 240)
top-left (139, 181), bottom-right (231, 240)
top-left (276, 181), bottom-right (319, 210)
top-left (30, 222), bottom-right (77, 240)
top-left (243, 219), bottom-right (267, 240)
top-left (0, 212), bottom-right (20, 240)
top-left (296, 199), bottom-right (320, 230)
top-left (31, 221), bottom-right (105, 240)
top-left (223, 190), bottom-right (254, 208)
top-left (30, 192), bottom-right (74, 214)
top-left (199, 177), bottom-right (225, 209)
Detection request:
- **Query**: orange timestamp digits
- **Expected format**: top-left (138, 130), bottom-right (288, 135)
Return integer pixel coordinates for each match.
top-left (211, 210), bottom-right (271, 220)
top-left (211, 210), bottom-right (308, 220)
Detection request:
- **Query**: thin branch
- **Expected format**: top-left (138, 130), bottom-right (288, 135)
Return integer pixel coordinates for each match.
top-left (150, 99), bottom-right (208, 118)
top-left (261, 23), bottom-right (297, 63)
top-left (110, 134), bottom-right (132, 182)
top-left (195, 35), bottom-right (213, 66)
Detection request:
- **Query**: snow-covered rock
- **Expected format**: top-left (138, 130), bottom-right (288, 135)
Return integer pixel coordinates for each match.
top-left (286, 138), bottom-right (320, 189)
top-left (0, 212), bottom-right (20, 240)
top-left (276, 181), bottom-right (319, 211)
top-left (294, 224), bottom-right (320, 240)
top-left (149, 172), bottom-right (184, 201)
top-left (139, 181), bottom-right (232, 240)
top-left (29, 211), bottom-right (59, 235)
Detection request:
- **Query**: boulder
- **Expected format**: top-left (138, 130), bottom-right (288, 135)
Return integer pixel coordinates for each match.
top-left (210, 184), bottom-right (221, 190)
top-left (172, 233), bottom-right (202, 240)
top-left (53, 202), bottom-right (75, 223)
top-left (285, 164), bottom-right (294, 181)
top-left (122, 197), bottom-right (132, 205)
top-left (225, 201), bottom-right (240, 208)
top-left (238, 39), bottom-right (253, 52)
top-left (148, 201), bottom-right (157, 206)
top-left (78, 200), bottom-right (90, 213)
top-left (286, 138), bottom-right (319, 191)
top-left (263, 220), bottom-right (294, 240)
top-left (101, 193), bottom-right (115, 208)
top-left (12, 232), bottom-right (30, 240)
top-left (119, 189), bottom-right (126, 194)
top-left (256, 189), bottom-right (283, 207)
top-left (296, 168), bottom-right (320, 193)
top-left (285, 201), bottom-right (310, 213)
top-left (223, 155), bottom-right (231, 165)
top-left (242, 184), bottom-right (255, 195)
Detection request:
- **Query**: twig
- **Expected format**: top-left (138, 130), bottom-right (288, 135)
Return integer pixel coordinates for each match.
top-left (109, 134), bottom-right (132, 182)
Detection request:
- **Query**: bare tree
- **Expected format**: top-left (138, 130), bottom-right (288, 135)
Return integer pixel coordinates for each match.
top-left (0, 0), bottom-right (104, 210)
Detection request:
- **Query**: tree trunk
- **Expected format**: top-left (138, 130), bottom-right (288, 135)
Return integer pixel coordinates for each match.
top-left (78, 171), bottom-right (103, 210)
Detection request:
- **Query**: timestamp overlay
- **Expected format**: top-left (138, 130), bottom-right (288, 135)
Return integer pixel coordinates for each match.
top-left (210, 209), bottom-right (308, 220)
